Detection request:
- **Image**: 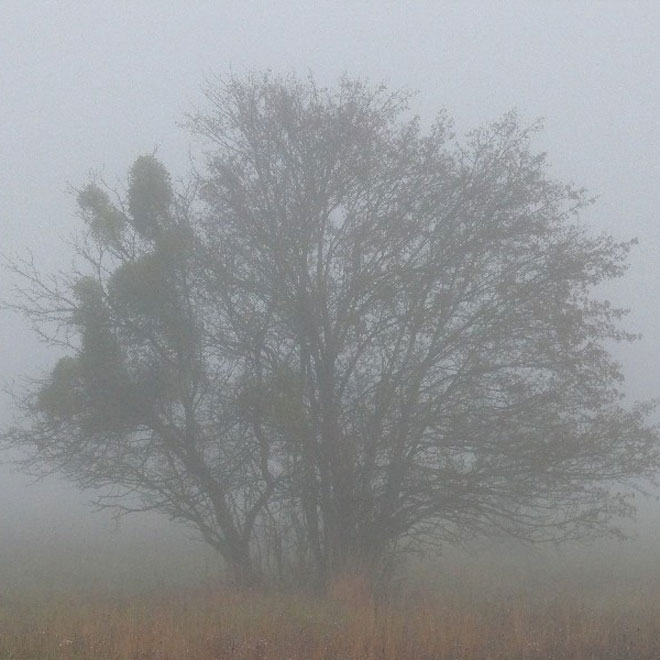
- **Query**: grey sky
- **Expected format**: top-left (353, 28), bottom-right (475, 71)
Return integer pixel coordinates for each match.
top-left (2, 1), bottom-right (660, 551)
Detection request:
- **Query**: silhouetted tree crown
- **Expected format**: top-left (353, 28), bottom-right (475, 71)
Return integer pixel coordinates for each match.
top-left (3, 73), bottom-right (658, 586)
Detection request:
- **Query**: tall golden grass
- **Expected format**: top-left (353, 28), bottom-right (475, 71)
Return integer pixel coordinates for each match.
top-left (2, 569), bottom-right (660, 660)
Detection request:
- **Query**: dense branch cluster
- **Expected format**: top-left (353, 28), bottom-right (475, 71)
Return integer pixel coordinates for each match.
top-left (3, 74), bottom-right (658, 586)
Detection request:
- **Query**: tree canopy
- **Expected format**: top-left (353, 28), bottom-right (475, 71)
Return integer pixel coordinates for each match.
top-left (3, 73), bottom-right (658, 586)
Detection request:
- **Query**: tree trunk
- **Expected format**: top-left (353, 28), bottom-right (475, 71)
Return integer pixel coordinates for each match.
top-left (228, 550), bottom-right (261, 588)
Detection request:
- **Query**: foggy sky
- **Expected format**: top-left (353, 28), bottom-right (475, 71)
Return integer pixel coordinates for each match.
top-left (2, 1), bottom-right (660, 554)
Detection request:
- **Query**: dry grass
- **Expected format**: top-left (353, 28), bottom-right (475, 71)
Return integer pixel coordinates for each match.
top-left (2, 570), bottom-right (660, 660)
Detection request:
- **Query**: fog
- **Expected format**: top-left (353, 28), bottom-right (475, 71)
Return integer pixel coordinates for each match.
top-left (2, 1), bottom-right (660, 591)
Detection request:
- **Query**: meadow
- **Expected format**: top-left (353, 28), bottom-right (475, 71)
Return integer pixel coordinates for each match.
top-left (3, 536), bottom-right (660, 660)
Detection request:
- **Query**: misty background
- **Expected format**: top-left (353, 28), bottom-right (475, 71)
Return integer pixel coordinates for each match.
top-left (2, 1), bottom-right (660, 591)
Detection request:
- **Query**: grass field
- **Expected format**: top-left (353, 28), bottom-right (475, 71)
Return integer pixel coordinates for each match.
top-left (3, 559), bottom-right (660, 660)
top-left (3, 509), bottom-right (660, 660)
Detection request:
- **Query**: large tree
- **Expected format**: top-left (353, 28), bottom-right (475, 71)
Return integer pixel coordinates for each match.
top-left (3, 73), bottom-right (658, 586)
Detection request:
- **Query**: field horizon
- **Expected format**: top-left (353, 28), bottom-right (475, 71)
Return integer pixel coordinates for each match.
top-left (4, 535), bottom-right (660, 660)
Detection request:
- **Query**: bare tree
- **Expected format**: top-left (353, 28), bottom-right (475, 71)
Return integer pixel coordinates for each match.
top-left (190, 74), bottom-right (658, 579)
top-left (3, 156), bottom-right (280, 584)
top-left (3, 73), bottom-right (658, 587)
